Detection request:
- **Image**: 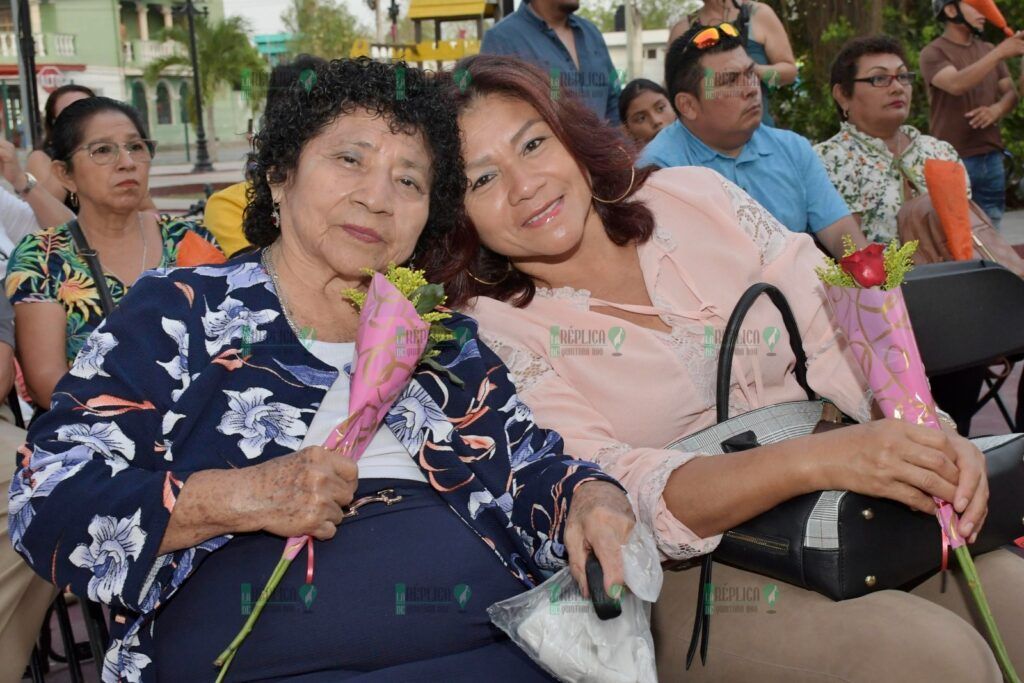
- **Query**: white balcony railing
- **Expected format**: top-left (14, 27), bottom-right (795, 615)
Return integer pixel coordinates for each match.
top-left (129, 39), bottom-right (185, 65)
top-left (53, 33), bottom-right (75, 57)
top-left (0, 32), bottom-right (76, 58)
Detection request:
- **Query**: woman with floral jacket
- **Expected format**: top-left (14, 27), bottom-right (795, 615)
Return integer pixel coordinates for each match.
top-left (8, 59), bottom-right (635, 682)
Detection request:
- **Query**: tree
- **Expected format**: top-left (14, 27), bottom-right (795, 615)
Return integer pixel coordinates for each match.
top-left (577, 0), bottom-right (676, 32)
top-left (283, 0), bottom-right (368, 59)
top-left (144, 16), bottom-right (266, 159)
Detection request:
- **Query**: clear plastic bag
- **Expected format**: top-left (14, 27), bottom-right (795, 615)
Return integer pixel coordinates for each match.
top-left (488, 525), bottom-right (663, 683)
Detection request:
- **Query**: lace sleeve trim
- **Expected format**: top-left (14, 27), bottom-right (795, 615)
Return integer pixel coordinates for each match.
top-left (721, 177), bottom-right (790, 268)
top-left (593, 443), bottom-right (722, 561)
top-left (478, 331), bottom-right (555, 395)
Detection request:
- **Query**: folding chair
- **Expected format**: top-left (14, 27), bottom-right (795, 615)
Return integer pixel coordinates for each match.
top-left (903, 260), bottom-right (1024, 431)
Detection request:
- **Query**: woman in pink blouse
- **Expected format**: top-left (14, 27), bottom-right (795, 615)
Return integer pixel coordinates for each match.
top-left (424, 55), bottom-right (1024, 682)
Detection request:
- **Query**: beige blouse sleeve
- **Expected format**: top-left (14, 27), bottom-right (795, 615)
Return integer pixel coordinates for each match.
top-left (479, 329), bottom-right (723, 562)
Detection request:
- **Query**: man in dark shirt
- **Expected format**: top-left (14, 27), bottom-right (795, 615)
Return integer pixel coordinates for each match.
top-left (921, 0), bottom-right (1024, 227)
top-left (481, 0), bottom-right (621, 124)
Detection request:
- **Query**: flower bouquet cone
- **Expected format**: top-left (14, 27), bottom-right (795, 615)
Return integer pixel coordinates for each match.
top-left (819, 238), bottom-right (1020, 683)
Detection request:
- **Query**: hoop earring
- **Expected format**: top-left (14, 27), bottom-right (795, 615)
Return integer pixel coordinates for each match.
top-left (468, 260), bottom-right (512, 286)
top-left (68, 191), bottom-right (79, 210)
top-left (592, 165), bottom-right (637, 205)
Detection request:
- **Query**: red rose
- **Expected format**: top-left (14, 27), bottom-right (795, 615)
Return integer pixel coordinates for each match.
top-left (839, 243), bottom-right (886, 288)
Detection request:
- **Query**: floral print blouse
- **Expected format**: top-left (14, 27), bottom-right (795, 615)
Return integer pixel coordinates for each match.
top-left (814, 122), bottom-right (967, 244)
top-left (8, 250), bottom-right (618, 682)
top-left (5, 216), bottom-right (220, 365)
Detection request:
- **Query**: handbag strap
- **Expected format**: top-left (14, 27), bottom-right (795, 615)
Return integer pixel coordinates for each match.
top-left (716, 283), bottom-right (814, 422)
top-left (66, 219), bottom-right (116, 317)
top-left (688, 283), bottom-right (815, 670)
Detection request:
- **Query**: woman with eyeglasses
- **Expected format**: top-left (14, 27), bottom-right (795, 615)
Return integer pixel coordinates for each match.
top-left (814, 36), bottom-right (966, 245)
top-left (4, 97), bottom-right (220, 409)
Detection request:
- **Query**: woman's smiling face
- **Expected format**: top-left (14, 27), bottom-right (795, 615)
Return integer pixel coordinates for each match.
top-left (459, 94), bottom-right (595, 264)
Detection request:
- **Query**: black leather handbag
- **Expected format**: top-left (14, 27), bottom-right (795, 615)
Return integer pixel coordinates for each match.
top-left (668, 283), bottom-right (1024, 668)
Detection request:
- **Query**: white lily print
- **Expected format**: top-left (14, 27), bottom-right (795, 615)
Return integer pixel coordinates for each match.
top-left (467, 489), bottom-right (514, 522)
top-left (69, 331), bottom-right (118, 379)
top-left (156, 318), bottom-right (191, 401)
top-left (217, 387), bottom-right (305, 459)
top-left (101, 634), bottom-right (151, 683)
top-left (202, 296), bottom-right (278, 356)
top-left (8, 445), bottom-right (91, 562)
top-left (386, 381), bottom-right (454, 454)
top-left (195, 261), bottom-right (272, 294)
top-left (70, 509), bottom-right (148, 605)
top-left (55, 422), bottom-right (135, 476)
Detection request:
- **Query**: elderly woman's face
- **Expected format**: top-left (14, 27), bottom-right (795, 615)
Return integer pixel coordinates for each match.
top-left (845, 53), bottom-right (912, 130)
top-left (460, 94), bottom-right (592, 263)
top-left (274, 108), bottom-right (432, 277)
top-left (61, 111), bottom-right (151, 213)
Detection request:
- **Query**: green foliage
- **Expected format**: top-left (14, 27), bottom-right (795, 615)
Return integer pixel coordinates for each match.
top-left (145, 16), bottom-right (267, 121)
top-left (577, 0), bottom-right (676, 32)
top-left (283, 0), bottom-right (369, 59)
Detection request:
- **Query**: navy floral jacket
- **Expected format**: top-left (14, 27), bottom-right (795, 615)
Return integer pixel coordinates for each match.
top-left (8, 250), bottom-right (620, 682)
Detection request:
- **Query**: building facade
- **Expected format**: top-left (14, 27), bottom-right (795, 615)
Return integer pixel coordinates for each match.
top-left (1, 0), bottom-right (250, 154)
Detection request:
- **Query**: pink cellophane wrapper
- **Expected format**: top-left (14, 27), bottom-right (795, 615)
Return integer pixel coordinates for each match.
top-left (284, 273), bottom-right (430, 560)
top-left (825, 284), bottom-right (965, 550)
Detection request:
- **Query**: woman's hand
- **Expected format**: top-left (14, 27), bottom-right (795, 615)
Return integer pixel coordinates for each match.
top-left (242, 445), bottom-right (359, 541)
top-left (821, 419), bottom-right (987, 532)
top-left (564, 480), bottom-right (635, 599)
top-left (939, 425), bottom-right (989, 543)
top-left (0, 138), bottom-right (28, 190)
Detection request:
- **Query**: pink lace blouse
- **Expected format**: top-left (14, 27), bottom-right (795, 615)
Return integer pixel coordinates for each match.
top-left (467, 167), bottom-right (872, 561)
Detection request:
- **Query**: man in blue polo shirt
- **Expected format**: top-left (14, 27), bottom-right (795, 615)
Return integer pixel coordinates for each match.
top-left (639, 25), bottom-right (868, 258)
top-left (482, 0), bottom-right (621, 124)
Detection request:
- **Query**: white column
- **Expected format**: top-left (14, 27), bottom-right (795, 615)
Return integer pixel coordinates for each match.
top-left (162, 6), bottom-right (173, 30)
top-left (28, 0), bottom-right (42, 36)
top-left (136, 2), bottom-right (149, 42)
top-left (624, 0), bottom-right (643, 81)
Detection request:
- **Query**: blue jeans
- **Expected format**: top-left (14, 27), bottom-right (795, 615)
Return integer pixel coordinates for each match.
top-left (963, 150), bottom-right (1006, 228)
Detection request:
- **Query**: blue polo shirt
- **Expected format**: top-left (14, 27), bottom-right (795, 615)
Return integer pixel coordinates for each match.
top-left (482, 2), bottom-right (621, 124)
top-left (638, 120), bottom-right (850, 234)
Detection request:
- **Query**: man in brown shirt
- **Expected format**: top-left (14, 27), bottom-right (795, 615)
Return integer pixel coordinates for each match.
top-left (921, 0), bottom-right (1024, 227)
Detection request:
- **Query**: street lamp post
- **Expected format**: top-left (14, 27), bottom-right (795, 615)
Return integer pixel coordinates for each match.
top-left (177, 0), bottom-right (213, 172)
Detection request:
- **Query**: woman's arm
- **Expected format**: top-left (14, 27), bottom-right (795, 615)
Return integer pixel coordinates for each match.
top-left (0, 141), bottom-right (74, 229)
top-left (751, 2), bottom-right (798, 86)
top-left (25, 151), bottom-right (67, 203)
top-left (13, 302), bottom-right (68, 409)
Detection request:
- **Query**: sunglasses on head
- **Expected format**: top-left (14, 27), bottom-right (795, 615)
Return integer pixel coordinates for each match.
top-left (687, 22), bottom-right (741, 51)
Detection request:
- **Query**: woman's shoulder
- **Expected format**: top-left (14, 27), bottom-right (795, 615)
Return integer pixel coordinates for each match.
top-left (10, 222), bottom-right (73, 261)
top-left (158, 214), bottom-right (217, 242)
top-left (909, 129), bottom-right (961, 162)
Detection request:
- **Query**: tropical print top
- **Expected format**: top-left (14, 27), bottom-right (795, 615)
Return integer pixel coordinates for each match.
top-left (814, 122), bottom-right (967, 244)
top-left (7, 250), bottom-right (620, 683)
top-left (5, 216), bottom-right (220, 365)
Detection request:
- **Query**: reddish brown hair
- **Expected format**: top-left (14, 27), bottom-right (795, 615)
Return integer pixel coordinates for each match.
top-left (425, 54), bottom-right (656, 309)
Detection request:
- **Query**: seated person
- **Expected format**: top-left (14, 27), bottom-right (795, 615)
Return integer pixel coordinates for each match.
top-left (5, 97), bottom-right (220, 409)
top-left (639, 24), bottom-right (869, 258)
top-left (433, 53), bottom-right (1024, 682)
top-left (9, 59), bottom-right (634, 682)
top-left (204, 54), bottom-right (326, 258)
top-left (0, 295), bottom-right (56, 680)
top-left (815, 35), bottom-right (967, 244)
top-left (620, 79), bottom-right (678, 147)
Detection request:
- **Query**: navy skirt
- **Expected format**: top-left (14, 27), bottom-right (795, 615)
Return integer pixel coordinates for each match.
top-left (154, 479), bottom-right (554, 682)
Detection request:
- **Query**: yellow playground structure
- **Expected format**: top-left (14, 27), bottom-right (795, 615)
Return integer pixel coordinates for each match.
top-left (350, 0), bottom-right (503, 65)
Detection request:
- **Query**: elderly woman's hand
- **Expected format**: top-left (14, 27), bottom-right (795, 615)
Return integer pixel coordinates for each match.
top-left (564, 481), bottom-right (636, 599)
top-left (0, 137), bottom-right (28, 190)
top-left (243, 445), bottom-right (359, 541)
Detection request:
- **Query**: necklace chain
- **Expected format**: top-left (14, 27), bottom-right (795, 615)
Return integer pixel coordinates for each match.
top-left (261, 244), bottom-right (306, 341)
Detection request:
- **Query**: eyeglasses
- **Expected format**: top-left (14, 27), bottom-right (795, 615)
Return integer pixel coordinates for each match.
top-left (687, 22), bottom-right (741, 51)
top-left (73, 139), bottom-right (157, 166)
top-left (852, 72), bottom-right (916, 88)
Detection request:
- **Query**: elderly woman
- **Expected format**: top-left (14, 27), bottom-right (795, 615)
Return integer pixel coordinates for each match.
top-left (8, 59), bottom-right (634, 682)
top-left (814, 35), bottom-right (967, 245)
top-left (424, 54), bottom-right (1024, 682)
top-left (3, 97), bottom-right (220, 410)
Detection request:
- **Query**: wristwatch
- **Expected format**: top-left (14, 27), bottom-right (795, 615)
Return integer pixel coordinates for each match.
top-left (14, 172), bottom-right (37, 199)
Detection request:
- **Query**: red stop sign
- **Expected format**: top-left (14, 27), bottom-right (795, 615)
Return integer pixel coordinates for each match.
top-left (38, 66), bottom-right (67, 93)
